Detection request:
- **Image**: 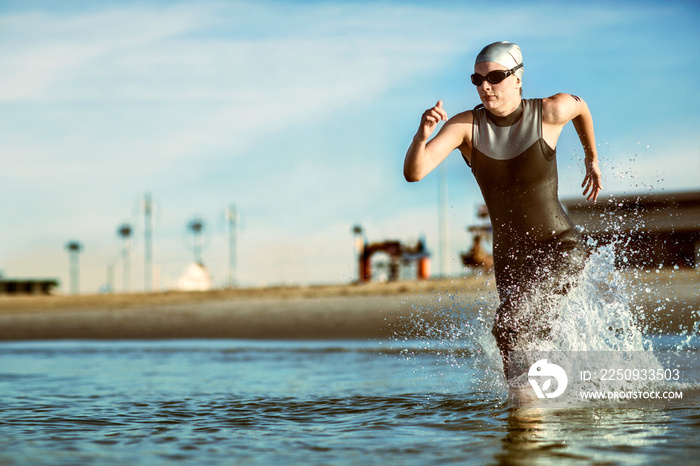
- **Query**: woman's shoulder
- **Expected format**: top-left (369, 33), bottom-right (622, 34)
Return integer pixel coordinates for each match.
top-left (541, 94), bottom-right (581, 125)
top-left (448, 109), bottom-right (476, 124)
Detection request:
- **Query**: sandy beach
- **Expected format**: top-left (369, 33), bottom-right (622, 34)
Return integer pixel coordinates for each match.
top-left (0, 270), bottom-right (697, 340)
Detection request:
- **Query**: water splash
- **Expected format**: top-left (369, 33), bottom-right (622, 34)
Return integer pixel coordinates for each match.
top-left (539, 243), bottom-right (646, 353)
top-left (396, 240), bottom-right (698, 397)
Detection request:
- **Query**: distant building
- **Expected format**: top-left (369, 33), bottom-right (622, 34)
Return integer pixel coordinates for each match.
top-left (0, 278), bottom-right (59, 295)
top-left (463, 190), bottom-right (700, 270)
top-left (563, 190), bottom-right (700, 268)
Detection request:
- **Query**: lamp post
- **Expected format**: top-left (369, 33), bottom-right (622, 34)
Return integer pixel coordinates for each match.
top-left (65, 241), bottom-right (82, 294)
top-left (188, 217), bottom-right (204, 265)
top-left (352, 225), bottom-right (364, 283)
top-left (142, 193), bottom-right (153, 292)
top-left (117, 223), bottom-right (132, 292)
top-left (438, 163), bottom-right (449, 277)
top-left (225, 205), bottom-right (239, 288)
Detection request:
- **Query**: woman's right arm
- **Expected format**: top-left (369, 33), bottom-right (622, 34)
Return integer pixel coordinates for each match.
top-left (404, 101), bottom-right (472, 182)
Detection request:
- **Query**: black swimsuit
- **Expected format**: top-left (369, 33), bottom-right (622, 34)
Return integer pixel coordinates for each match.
top-left (466, 99), bottom-right (588, 377)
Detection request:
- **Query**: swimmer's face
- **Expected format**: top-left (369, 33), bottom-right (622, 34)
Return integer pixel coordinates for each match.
top-left (473, 61), bottom-right (522, 114)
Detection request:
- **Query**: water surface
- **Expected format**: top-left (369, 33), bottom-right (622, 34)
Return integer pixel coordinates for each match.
top-left (1, 338), bottom-right (698, 465)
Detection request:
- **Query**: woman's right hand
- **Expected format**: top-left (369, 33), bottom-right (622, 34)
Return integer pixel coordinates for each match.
top-left (416, 100), bottom-right (448, 141)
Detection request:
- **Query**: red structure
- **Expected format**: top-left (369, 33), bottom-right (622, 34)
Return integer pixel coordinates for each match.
top-left (461, 228), bottom-right (494, 270)
top-left (462, 204), bottom-right (494, 271)
top-left (358, 239), bottom-right (430, 283)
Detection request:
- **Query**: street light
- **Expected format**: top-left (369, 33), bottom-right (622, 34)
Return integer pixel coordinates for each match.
top-left (141, 192), bottom-right (154, 292)
top-left (225, 205), bottom-right (239, 288)
top-left (65, 241), bottom-right (82, 294)
top-left (188, 217), bottom-right (205, 265)
top-left (352, 225), bottom-right (364, 283)
top-left (117, 223), bottom-right (132, 292)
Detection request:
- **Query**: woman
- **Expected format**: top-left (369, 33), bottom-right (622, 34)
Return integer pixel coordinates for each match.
top-left (403, 41), bottom-right (603, 381)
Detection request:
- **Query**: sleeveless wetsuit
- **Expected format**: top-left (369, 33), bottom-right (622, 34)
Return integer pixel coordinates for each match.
top-left (465, 99), bottom-right (588, 378)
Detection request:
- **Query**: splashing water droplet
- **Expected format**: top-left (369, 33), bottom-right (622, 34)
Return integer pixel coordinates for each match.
top-left (394, 235), bottom-right (692, 398)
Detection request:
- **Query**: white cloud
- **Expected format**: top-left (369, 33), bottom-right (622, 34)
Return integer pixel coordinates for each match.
top-left (2, 3), bottom-right (467, 186)
top-left (0, 5), bottom-right (215, 102)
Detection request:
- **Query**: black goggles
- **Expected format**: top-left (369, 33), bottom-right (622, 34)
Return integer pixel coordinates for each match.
top-left (470, 63), bottom-right (523, 86)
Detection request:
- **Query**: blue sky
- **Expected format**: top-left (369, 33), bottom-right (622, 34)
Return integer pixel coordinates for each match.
top-left (1, 0), bottom-right (698, 292)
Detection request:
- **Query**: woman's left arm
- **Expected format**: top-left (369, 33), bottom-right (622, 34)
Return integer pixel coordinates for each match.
top-left (545, 93), bottom-right (603, 202)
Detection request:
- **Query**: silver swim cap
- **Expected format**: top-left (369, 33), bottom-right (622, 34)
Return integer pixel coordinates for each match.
top-left (475, 41), bottom-right (524, 79)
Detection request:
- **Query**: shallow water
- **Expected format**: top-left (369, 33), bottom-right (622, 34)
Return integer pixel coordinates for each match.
top-left (3, 245), bottom-right (699, 464)
top-left (1, 337), bottom-right (698, 465)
